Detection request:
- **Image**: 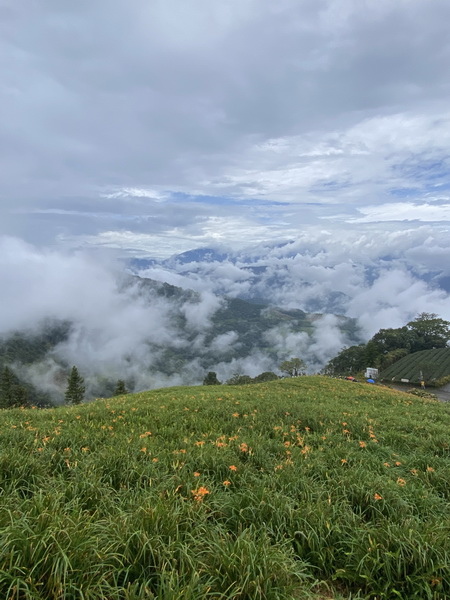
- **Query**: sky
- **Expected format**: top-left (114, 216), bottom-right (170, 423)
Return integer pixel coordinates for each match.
top-left (1, 0), bottom-right (450, 394)
top-left (1, 0), bottom-right (450, 257)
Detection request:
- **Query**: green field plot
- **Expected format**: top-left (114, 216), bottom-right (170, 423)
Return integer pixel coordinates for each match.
top-left (380, 348), bottom-right (450, 385)
top-left (0, 377), bottom-right (449, 599)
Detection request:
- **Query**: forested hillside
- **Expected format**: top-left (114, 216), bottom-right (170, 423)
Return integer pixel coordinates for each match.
top-left (0, 276), bottom-right (360, 406)
top-left (326, 313), bottom-right (450, 382)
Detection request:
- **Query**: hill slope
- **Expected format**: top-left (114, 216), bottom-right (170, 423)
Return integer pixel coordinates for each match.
top-left (380, 347), bottom-right (450, 385)
top-left (1, 377), bottom-right (449, 599)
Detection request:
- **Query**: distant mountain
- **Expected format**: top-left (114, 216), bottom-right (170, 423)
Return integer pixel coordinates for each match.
top-left (129, 248), bottom-right (231, 273)
top-left (0, 274), bottom-right (361, 405)
top-left (127, 243), bottom-right (450, 317)
top-left (164, 247), bottom-right (230, 265)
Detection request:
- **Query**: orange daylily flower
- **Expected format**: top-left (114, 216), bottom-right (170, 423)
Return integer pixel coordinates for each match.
top-left (191, 486), bottom-right (210, 501)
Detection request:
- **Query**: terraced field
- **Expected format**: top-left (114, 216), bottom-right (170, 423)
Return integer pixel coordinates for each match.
top-left (380, 348), bottom-right (450, 385)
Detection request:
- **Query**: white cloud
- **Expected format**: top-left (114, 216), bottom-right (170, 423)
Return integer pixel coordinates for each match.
top-left (181, 292), bottom-right (223, 330)
top-left (2, 0), bottom-right (450, 257)
top-left (349, 202), bottom-right (450, 223)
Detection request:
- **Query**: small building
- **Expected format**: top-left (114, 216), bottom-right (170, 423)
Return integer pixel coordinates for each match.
top-left (365, 367), bottom-right (379, 380)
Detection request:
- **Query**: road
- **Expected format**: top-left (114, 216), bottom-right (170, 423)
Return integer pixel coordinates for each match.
top-left (384, 382), bottom-right (450, 403)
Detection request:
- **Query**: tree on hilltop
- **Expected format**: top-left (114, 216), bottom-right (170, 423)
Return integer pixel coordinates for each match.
top-left (114, 379), bottom-right (128, 396)
top-left (253, 371), bottom-right (279, 383)
top-left (65, 366), bottom-right (85, 405)
top-left (203, 371), bottom-right (221, 385)
top-left (279, 358), bottom-right (306, 377)
top-left (226, 373), bottom-right (253, 385)
top-left (407, 313), bottom-right (450, 351)
top-left (323, 345), bottom-right (366, 376)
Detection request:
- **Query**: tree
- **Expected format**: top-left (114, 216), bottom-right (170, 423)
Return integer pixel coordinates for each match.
top-left (407, 313), bottom-right (450, 351)
top-left (324, 345), bottom-right (366, 376)
top-left (114, 379), bottom-right (128, 396)
top-left (369, 327), bottom-right (416, 355)
top-left (64, 366), bottom-right (85, 405)
top-left (226, 373), bottom-right (253, 385)
top-left (377, 348), bottom-right (409, 371)
top-left (279, 358), bottom-right (306, 377)
top-left (253, 371), bottom-right (279, 383)
top-left (0, 366), bottom-right (28, 408)
top-left (203, 371), bottom-right (221, 385)
top-left (0, 366), bottom-right (15, 408)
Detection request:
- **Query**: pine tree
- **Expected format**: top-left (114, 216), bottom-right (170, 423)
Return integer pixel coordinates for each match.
top-left (114, 379), bottom-right (128, 396)
top-left (64, 366), bottom-right (85, 405)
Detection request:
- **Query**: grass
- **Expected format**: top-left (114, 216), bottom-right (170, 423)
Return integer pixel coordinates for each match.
top-left (0, 376), bottom-right (449, 599)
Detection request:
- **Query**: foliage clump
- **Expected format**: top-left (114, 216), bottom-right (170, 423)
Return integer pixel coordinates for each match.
top-left (203, 371), bottom-right (221, 385)
top-left (406, 388), bottom-right (438, 400)
top-left (113, 379), bottom-right (128, 396)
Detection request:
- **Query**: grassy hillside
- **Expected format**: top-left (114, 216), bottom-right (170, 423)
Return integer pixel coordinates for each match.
top-left (1, 377), bottom-right (449, 599)
top-left (380, 347), bottom-right (450, 386)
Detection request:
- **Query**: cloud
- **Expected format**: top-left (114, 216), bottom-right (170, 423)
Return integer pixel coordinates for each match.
top-left (346, 269), bottom-right (450, 337)
top-left (131, 227), bottom-right (450, 337)
top-left (209, 331), bottom-right (240, 354)
top-left (1, 0), bottom-right (450, 257)
top-left (181, 292), bottom-right (223, 330)
top-left (349, 202), bottom-right (450, 223)
top-left (0, 237), bottom-right (224, 400)
top-left (3, 228), bottom-right (450, 402)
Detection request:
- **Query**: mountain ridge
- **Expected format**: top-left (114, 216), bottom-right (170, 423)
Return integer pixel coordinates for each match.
top-left (0, 274), bottom-right (361, 405)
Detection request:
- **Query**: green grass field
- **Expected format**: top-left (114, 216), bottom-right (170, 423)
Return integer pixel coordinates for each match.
top-left (1, 377), bottom-right (449, 599)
